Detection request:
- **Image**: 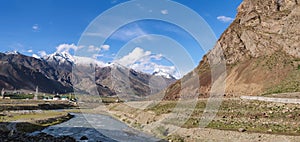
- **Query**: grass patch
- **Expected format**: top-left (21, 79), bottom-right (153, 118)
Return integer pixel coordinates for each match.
top-left (263, 81), bottom-right (300, 95)
top-left (0, 111), bottom-right (73, 133)
top-left (167, 135), bottom-right (185, 142)
top-left (146, 99), bottom-right (300, 135)
top-left (146, 102), bottom-right (177, 115)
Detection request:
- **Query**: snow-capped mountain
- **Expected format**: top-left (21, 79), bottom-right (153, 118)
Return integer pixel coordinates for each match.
top-left (5, 51), bottom-right (21, 55)
top-left (152, 69), bottom-right (176, 80)
top-left (42, 52), bottom-right (178, 80)
top-left (0, 51), bottom-right (176, 98)
top-left (43, 51), bottom-right (74, 66)
top-left (43, 51), bottom-right (108, 67)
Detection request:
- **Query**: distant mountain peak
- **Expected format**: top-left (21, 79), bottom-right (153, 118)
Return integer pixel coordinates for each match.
top-left (43, 51), bottom-right (74, 66)
top-left (152, 69), bottom-right (176, 80)
top-left (5, 50), bottom-right (21, 55)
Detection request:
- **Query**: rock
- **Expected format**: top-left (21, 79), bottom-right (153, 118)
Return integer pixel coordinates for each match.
top-left (8, 130), bottom-right (15, 137)
top-left (238, 128), bottom-right (247, 132)
top-left (287, 114), bottom-right (294, 118)
top-left (268, 129), bottom-right (273, 132)
top-left (0, 130), bottom-right (76, 142)
top-left (80, 136), bottom-right (89, 140)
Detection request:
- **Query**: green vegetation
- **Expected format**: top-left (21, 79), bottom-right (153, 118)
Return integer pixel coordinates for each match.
top-left (298, 64), bottom-right (300, 70)
top-left (132, 121), bottom-right (142, 130)
top-left (144, 99), bottom-right (300, 135)
top-left (2, 92), bottom-right (76, 101)
top-left (8, 94), bottom-right (34, 99)
top-left (263, 81), bottom-right (300, 95)
top-left (154, 126), bottom-right (169, 137)
top-left (101, 96), bottom-right (122, 104)
top-left (0, 111), bottom-right (73, 133)
top-left (167, 135), bottom-right (185, 142)
top-left (146, 101), bottom-right (177, 115)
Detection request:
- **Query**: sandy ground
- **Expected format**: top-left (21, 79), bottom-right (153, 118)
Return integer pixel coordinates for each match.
top-left (174, 128), bottom-right (300, 142)
top-left (90, 99), bottom-right (300, 142)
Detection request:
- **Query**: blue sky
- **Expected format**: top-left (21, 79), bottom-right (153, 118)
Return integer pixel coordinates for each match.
top-left (0, 0), bottom-right (242, 77)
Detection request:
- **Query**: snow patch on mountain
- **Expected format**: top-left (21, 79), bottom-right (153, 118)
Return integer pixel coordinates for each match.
top-left (5, 51), bottom-right (21, 55)
top-left (152, 68), bottom-right (176, 79)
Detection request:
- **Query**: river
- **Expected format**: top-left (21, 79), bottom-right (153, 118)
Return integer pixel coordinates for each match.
top-left (31, 113), bottom-right (162, 142)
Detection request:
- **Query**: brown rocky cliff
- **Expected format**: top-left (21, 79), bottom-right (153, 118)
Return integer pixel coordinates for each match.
top-left (164, 0), bottom-right (300, 100)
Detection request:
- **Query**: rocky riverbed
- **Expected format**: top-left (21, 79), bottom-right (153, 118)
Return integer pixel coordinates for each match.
top-left (0, 130), bottom-right (76, 142)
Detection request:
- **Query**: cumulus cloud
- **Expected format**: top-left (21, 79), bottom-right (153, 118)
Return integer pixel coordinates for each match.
top-left (32, 24), bottom-right (39, 31)
top-left (115, 47), bottom-right (151, 66)
top-left (161, 9), bottom-right (168, 15)
top-left (54, 43), bottom-right (110, 60)
top-left (101, 45), bottom-right (110, 50)
top-left (130, 61), bottom-right (179, 79)
top-left (27, 49), bottom-right (33, 53)
top-left (74, 56), bottom-right (107, 67)
top-left (38, 51), bottom-right (47, 57)
top-left (87, 45), bottom-right (101, 52)
top-left (217, 16), bottom-right (234, 23)
top-left (115, 47), bottom-right (179, 78)
top-left (56, 43), bottom-right (79, 53)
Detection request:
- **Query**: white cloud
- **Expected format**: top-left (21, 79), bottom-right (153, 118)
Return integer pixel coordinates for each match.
top-left (92, 54), bottom-right (104, 59)
top-left (161, 9), bottom-right (168, 15)
top-left (56, 43), bottom-right (79, 53)
top-left (32, 24), bottom-right (39, 31)
top-left (55, 43), bottom-right (109, 59)
top-left (115, 47), bottom-right (151, 66)
top-left (38, 51), bottom-right (47, 57)
top-left (217, 16), bottom-right (234, 23)
top-left (74, 56), bottom-right (107, 67)
top-left (101, 45), bottom-right (110, 51)
top-left (88, 45), bottom-right (101, 52)
top-left (115, 47), bottom-right (180, 78)
top-left (27, 49), bottom-right (33, 53)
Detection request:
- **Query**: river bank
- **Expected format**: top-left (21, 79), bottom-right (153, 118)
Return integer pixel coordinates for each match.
top-left (32, 113), bottom-right (163, 142)
top-left (0, 99), bottom-right (77, 141)
top-left (100, 98), bottom-right (300, 141)
top-left (0, 112), bottom-right (75, 142)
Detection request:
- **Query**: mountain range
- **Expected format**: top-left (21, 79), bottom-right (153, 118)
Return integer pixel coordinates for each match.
top-left (0, 51), bottom-right (176, 98)
top-left (1, 0), bottom-right (299, 101)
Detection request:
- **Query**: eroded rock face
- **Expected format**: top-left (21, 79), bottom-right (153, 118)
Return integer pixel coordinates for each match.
top-left (214, 0), bottom-right (300, 64)
top-left (164, 0), bottom-right (300, 99)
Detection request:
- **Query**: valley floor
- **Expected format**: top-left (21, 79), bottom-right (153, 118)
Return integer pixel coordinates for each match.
top-left (1, 95), bottom-right (300, 142)
top-left (88, 94), bottom-right (300, 142)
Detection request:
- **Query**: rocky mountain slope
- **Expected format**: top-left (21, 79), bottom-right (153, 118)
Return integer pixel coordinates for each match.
top-left (0, 53), bottom-right (73, 93)
top-left (164, 0), bottom-right (300, 100)
top-left (0, 52), bottom-right (175, 97)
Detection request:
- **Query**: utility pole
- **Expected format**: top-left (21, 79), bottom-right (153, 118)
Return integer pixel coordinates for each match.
top-left (34, 86), bottom-right (38, 100)
top-left (1, 88), bottom-right (4, 99)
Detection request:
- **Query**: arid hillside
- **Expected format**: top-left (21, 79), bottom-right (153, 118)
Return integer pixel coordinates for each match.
top-left (164, 0), bottom-right (300, 100)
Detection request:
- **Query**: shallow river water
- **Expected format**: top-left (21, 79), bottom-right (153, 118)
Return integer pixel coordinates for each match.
top-left (32, 113), bottom-right (161, 142)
